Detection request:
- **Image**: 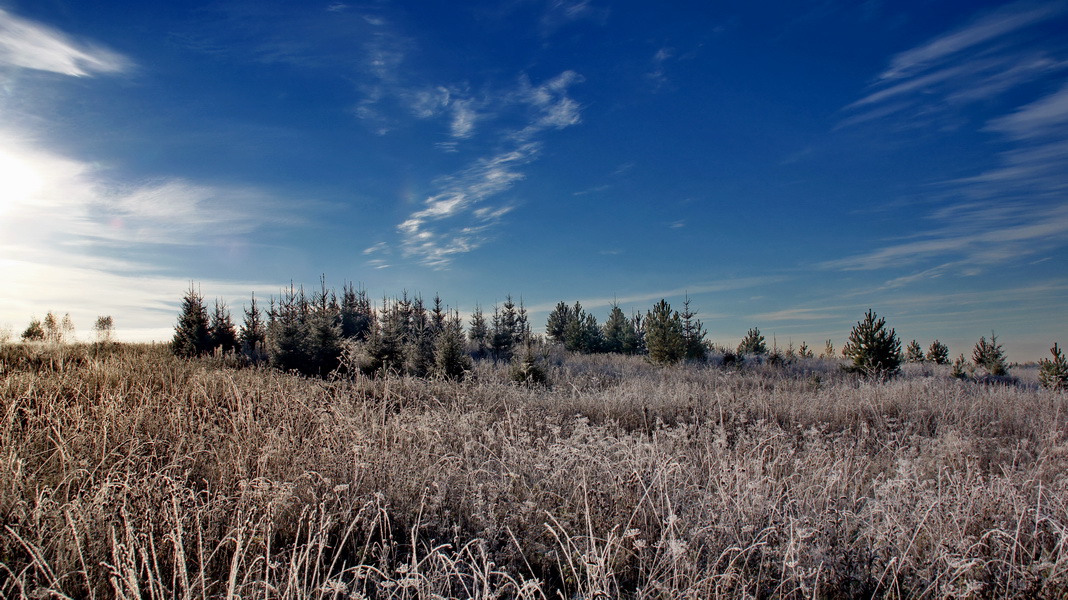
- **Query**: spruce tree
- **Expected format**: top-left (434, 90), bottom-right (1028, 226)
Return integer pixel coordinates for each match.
top-left (266, 285), bottom-right (308, 373)
top-left (240, 294), bottom-right (266, 363)
top-left (737, 328), bottom-right (767, 356)
top-left (468, 304), bottom-right (489, 359)
top-left (339, 283), bottom-right (374, 341)
top-left (563, 302), bottom-right (602, 353)
top-left (173, 285), bottom-right (211, 358)
top-left (210, 300), bottom-right (239, 355)
top-left (546, 301), bottom-right (572, 344)
top-left (926, 340), bottom-right (949, 365)
top-left (434, 310), bottom-right (472, 380)
top-left (491, 296), bottom-right (520, 361)
top-left (304, 279), bottom-right (343, 376)
top-left (972, 332), bottom-right (1008, 377)
top-left (680, 296), bottom-right (707, 361)
top-left (843, 309), bottom-right (901, 379)
top-left (645, 299), bottom-right (684, 365)
top-left (1039, 343), bottom-right (1067, 391)
top-left (905, 340), bottom-right (924, 363)
top-left (602, 304), bottom-right (630, 354)
top-left (21, 318), bottom-right (45, 342)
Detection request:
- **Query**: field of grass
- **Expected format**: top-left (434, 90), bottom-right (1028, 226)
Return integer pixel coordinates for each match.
top-left (1, 342), bottom-right (1067, 598)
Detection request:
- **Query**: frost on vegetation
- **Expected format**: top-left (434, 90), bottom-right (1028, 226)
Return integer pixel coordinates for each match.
top-left (1, 343), bottom-right (1067, 599)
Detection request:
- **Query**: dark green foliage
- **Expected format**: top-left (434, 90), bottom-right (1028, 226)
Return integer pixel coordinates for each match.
top-left (21, 318), bottom-right (45, 342)
top-left (843, 309), bottom-right (902, 379)
top-left (563, 301), bottom-right (603, 353)
top-left (905, 340), bottom-right (924, 363)
top-left (972, 333), bottom-right (1008, 377)
top-left (546, 301), bottom-right (572, 343)
top-left (602, 304), bottom-right (641, 354)
top-left (367, 293), bottom-right (410, 374)
top-left (491, 296), bottom-right (523, 361)
top-left (645, 299), bottom-right (685, 365)
top-left (209, 300), bottom-right (238, 355)
top-left (172, 285), bottom-right (211, 358)
top-left (266, 286), bottom-right (309, 373)
top-left (951, 354), bottom-right (970, 379)
top-left (1039, 343), bottom-right (1067, 391)
top-left (510, 344), bottom-right (549, 386)
top-left (926, 340), bottom-right (949, 365)
top-left (404, 295), bottom-right (435, 376)
top-left (239, 294), bottom-right (266, 363)
top-left (434, 311), bottom-right (472, 380)
top-left (468, 304), bottom-right (490, 359)
top-left (737, 328), bottom-right (767, 356)
top-left (303, 280), bottom-right (343, 376)
top-left (339, 283), bottom-right (375, 341)
top-left (798, 342), bottom-right (813, 359)
top-left (680, 296), bottom-right (707, 361)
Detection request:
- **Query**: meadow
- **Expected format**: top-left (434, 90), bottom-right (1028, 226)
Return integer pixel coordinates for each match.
top-left (1, 342), bottom-right (1066, 599)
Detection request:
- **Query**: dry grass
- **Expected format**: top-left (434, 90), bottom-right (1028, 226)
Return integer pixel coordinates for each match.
top-left (1, 342), bottom-right (1067, 598)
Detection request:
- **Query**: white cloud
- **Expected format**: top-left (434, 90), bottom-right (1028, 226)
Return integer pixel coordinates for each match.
top-left (0, 9), bottom-right (130, 76)
top-left (987, 81), bottom-right (1068, 140)
top-left (878, 1), bottom-right (1064, 82)
top-left (0, 130), bottom-right (296, 341)
top-left (832, 2), bottom-right (1068, 284)
top-left (396, 72), bottom-right (585, 268)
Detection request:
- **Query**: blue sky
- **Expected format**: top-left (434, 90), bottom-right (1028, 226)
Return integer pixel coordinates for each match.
top-left (1, 0), bottom-right (1066, 361)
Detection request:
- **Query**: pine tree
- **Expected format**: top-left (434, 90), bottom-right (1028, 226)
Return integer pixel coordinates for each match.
top-left (240, 294), bottom-right (266, 363)
top-left (434, 310), bottom-right (472, 380)
top-left (737, 328), bottom-right (767, 356)
top-left (546, 301), bottom-right (572, 344)
top-left (1039, 343), bottom-right (1067, 391)
top-left (516, 298), bottom-right (531, 346)
top-left (798, 341), bottom-right (813, 359)
top-left (21, 318), bottom-right (45, 342)
top-left (645, 299), bottom-right (684, 365)
top-left (822, 339), bottom-right (835, 359)
top-left (972, 332), bottom-right (1008, 377)
top-left (468, 304), bottom-right (490, 360)
top-left (404, 295), bottom-right (435, 376)
top-left (173, 285), bottom-right (212, 358)
top-left (680, 295), bottom-right (707, 361)
top-left (843, 309), bottom-right (902, 379)
top-left (491, 296), bottom-right (520, 361)
top-left (626, 312), bottom-right (645, 354)
top-left (602, 304), bottom-right (631, 354)
top-left (926, 340), bottom-right (949, 365)
top-left (304, 278), bottom-right (343, 376)
top-left (905, 340), bottom-right (925, 363)
top-left (563, 302), bottom-right (602, 353)
top-left (209, 300), bottom-right (239, 355)
top-left (266, 285), bottom-right (308, 373)
top-left (339, 283), bottom-right (375, 341)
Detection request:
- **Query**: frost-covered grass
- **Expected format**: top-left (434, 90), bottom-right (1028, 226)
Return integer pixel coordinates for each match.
top-left (2, 343), bottom-right (1067, 598)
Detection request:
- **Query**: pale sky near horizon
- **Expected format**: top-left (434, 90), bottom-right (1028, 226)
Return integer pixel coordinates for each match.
top-left (1, 0), bottom-right (1066, 361)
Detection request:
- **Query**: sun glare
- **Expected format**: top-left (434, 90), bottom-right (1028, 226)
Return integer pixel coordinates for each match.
top-left (0, 149), bottom-right (45, 214)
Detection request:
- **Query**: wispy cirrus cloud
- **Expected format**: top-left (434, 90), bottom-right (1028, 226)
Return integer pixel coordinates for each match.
top-left (374, 70), bottom-right (585, 269)
top-left (833, 1), bottom-right (1068, 281)
top-left (0, 8), bottom-right (131, 76)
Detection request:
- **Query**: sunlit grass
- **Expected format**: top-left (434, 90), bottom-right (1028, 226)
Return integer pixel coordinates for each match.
top-left (1, 343), bottom-right (1066, 598)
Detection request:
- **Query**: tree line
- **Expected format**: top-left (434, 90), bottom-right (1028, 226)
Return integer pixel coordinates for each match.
top-left (170, 281), bottom-right (1066, 389)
